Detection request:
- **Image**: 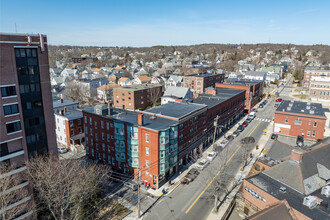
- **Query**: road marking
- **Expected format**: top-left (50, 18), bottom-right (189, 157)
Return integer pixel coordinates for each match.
top-left (185, 121), bottom-right (262, 214)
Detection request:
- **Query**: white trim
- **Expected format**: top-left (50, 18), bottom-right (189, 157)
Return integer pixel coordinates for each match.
top-left (0, 166), bottom-right (27, 178)
top-left (3, 102), bottom-right (18, 106)
top-left (1, 95), bottom-right (18, 99)
top-left (0, 196), bottom-right (31, 214)
top-left (5, 119), bottom-right (21, 124)
top-left (0, 32), bottom-right (44, 37)
top-left (7, 130), bottom-right (22, 135)
top-left (5, 113), bottom-right (20, 118)
top-left (0, 84), bottom-right (16, 88)
top-left (14, 210), bottom-right (34, 220)
top-left (0, 181), bottom-right (29, 196)
top-left (0, 41), bottom-right (47, 45)
top-left (13, 46), bottom-right (38, 48)
top-left (0, 150), bottom-right (24, 162)
top-left (0, 136), bottom-right (23, 144)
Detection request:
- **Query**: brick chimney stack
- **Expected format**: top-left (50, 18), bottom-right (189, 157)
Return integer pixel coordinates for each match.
top-left (290, 149), bottom-right (303, 163)
top-left (138, 114), bottom-right (144, 126)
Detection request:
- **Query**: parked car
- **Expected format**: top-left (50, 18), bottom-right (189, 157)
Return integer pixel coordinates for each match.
top-left (57, 147), bottom-right (68, 154)
top-left (276, 98), bottom-right (283, 102)
top-left (237, 125), bottom-right (245, 132)
top-left (263, 100), bottom-right (268, 104)
top-left (248, 112), bottom-right (256, 120)
top-left (271, 133), bottom-right (278, 139)
top-left (242, 121), bottom-right (249, 127)
top-left (240, 137), bottom-right (255, 144)
top-left (232, 130), bottom-right (240, 137)
top-left (123, 181), bottom-right (138, 191)
top-left (296, 135), bottom-right (304, 147)
top-left (181, 168), bottom-right (200, 184)
top-left (207, 151), bottom-right (218, 161)
top-left (274, 103), bottom-right (279, 108)
top-left (251, 108), bottom-right (257, 112)
top-left (259, 103), bottom-right (264, 108)
top-left (196, 159), bottom-right (210, 170)
top-left (246, 118), bottom-right (252, 123)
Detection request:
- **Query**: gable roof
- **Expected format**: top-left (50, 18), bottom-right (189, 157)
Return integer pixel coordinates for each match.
top-left (163, 86), bottom-right (191, 99)
top-left (248, 200), bottom-right (296, 220)
top-left (137, 75), bottom-right (150, 82)
top-left (118, 77), bottom-right (130, 82)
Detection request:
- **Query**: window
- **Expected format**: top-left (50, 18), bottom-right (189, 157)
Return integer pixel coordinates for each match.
top-left (160, 164), bottom-right (165, 171)
top-left (146, 160), bottom-right (149, 168)
top-left (314, 122), bottom-right (317, 127)
top-left (101, 121), bottom-right (104, 129)
top-left (95, 133), bottom-right (98, 141)
top-left (108, 146), bottom-right (111, 153)
top-left (70, 130), bottom-right (74, 136)
top-left (294, 119), bottom-right (302, 125)
top-left (307, 130), bottom-right (310, 136)
top-left (107, 134), bottom-right (110, 142)
top-left (308, 121), bottom-right (311, 125)
top-left (0, 143), bottom-right (9, 157)
top-left (79, 127), bottom-right (82, 133)
top-left (94, 121), bottom-right (98, 129)
top-left (102, 132), bottom-right (105, 140)
top-left (90, 128), bottom-right (93, 136)
top-left (3, 104), bottom-right (19, 116)
top-left (84, 116), bottom-right (87, 123)
top-left (146, 134), bottom-right (149, 143)
top-left (70, 120), bottom-right (73, 127)
top-left (6, 121), bottom-right (21, 134)
top-left (106, 122), bottom-right (109, 130)
top-left (102, 143), bottom-right (105, 151)
top-left (78, 119), bottom-right (81, 125)
top-left (141, 101), bottom-right (144, 104)
top-left (312, 130), bottom-right (316, 137)
top-left (89, 117), bottom-right (92, 125)
top-left (1, 86), bottom-right (16, 97)
top-left (285, 118), bottom-right (288, 123)
top-left (146, 147), bottom-right (149, 156)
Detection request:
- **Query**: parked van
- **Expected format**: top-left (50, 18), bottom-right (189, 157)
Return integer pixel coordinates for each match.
top-left (248, 112), bottom-right (256, 120)
top-left (124, 181), bottom-right (138, 191)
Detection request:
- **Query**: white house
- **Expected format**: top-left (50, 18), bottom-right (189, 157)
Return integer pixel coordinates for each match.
top-left (244, 71), bottom-right (267, 81)
top-left (161, 86), bottom-right (193, 104)
top-left (118, 77), bottom-right (131, 86)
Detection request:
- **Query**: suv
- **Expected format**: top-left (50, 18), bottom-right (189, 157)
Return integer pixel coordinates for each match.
top-left (241, 137), bottom-right (255, 144)
top-left (181, 168), bottom-right (200, 184)
top-left (123, 181), bottom-right (138, 191)
top-left (296, 136), bottom-right (304, 147)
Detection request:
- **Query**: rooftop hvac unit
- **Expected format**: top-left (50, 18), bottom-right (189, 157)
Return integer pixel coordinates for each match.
top-left (306, 106), bottom-right (311, 110)
top-left (321, 185), bottom-right (330, 198)
top-left (307, 102), bottom-right (311, 106)
top-left (289, 103), bottom-right (293, 107)
top-left (303, 196), bottom-right (318, 209)
top-left (310, 110), bottom-right (315, 114)
top-left (287, 107), bottom-right (291, 111)
top-left (291, 99), bottom-right (294, 103)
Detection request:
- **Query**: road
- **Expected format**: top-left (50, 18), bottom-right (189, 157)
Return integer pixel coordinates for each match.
top-left (144, 78), bottom-right (292, 220)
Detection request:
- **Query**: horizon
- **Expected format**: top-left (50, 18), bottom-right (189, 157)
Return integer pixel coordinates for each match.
top-left (1, 0), bottom-right (330, 46)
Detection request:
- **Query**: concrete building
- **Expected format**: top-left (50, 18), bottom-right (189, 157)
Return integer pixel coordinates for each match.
top-left (309, 76), bottom-right (330, 101)
top-left (113, 84), bottom-right (164, 110)
top-left (241, 140), bottom-right (330, 219)
top-left (0, 33), bottom-right (57, 219)
top-left (273, 100), bottom-right (326, 140)
top-left (302, 68), bottom-right (330, 87)
top-left (55, 109), bottom-right (84, 150)
top-left (215, 79), bottom-right (264, 110)
top-left (183, 71), bottom-right (225, 94)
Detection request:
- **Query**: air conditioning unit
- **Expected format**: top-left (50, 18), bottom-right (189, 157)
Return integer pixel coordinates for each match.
top-left (303, 196), bottom-right (318, 209)
top-left (321, 185), bottom-right (330, 198)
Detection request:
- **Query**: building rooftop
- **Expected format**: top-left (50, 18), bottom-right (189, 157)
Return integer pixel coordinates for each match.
top-left (185, 72), bottom-right (223, 78)
top-left (163, 86), bottom-right (191, 99)
top-left (53, 99), bottom-right (79, 108)
top-left (223, 78), bottom-right (263, 86)
top-left (247, 200), bottom-right (296, 220)
top-left (55, 109), bottom-right (83, 120)
top-left (276, 100), bottom-right (326, 117)
top-left (144, 102), bottom-right (206, 120)
top-left (115, 84), bottom-right (162, 92)
top-left (83, 105), bottom-right (177, 131)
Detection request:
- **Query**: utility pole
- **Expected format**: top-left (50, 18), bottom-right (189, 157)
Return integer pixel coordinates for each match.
top-left (212, 115), bottom-right (219, 150)
top-left (137, 166), bottom-right (141, 218)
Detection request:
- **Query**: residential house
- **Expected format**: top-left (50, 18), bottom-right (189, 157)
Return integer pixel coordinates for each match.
top-left (133, 75), bottom-right (151, 84)
top-left (161, 86), bottom-right (193, 104)
top-left (244, 71), bottom-right (267, 81)
top-left (97, 83), bottom-right (120, 101)
top-left (118, 77), bottom-right (132, 86)
top-left (166, 75), bottom-right (183, 87)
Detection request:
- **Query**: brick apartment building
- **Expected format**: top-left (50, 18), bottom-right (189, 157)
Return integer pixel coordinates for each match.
top-left (183, 64), bottom-right (211, 75)
top-left (55, 109), bottom-right (84, 150)
top-left (183, 71), bottom-right (225, 94)
top-left (83, 87), bottom-right (246, 189)
top-left (273, 100), bottom-right (326, 140)
top-left (302, 68), bottom-right (330, 87)
top-left (113, 84), bottom-right (164, 110)
top-left (0, 33), bottom-right (57, 219)
top-left (309, 76), bottom-right (330, 101)
top-left (240, 141), bottom-right (330, 219)
top-left (215, 79), bottom-right (264, 110)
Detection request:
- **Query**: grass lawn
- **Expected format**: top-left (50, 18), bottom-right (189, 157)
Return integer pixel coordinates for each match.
top-left (292, 94), bottom-right (308, 99)
top-left (97, 199), bottom-right (131, 220)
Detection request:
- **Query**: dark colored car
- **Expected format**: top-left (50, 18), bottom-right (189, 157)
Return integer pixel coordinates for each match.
top-left (276, 98), bottom-right (283, 102)
top-left (246, 118), bottom-right (252, 123)
top-left (241, 137), bottom-right (255, 144)
top-left (237, 125), bottom-right (245, 132)
top-left (181, 168), bottom-right (200, 184)
top-left (271, 133), bottom-right (278, 139)
top-left (259, 103), bottom-right (264, 108)
top-left (296, 135), bottom-right (304, 147)
top-left (242, 121), bottom-right (249, 127)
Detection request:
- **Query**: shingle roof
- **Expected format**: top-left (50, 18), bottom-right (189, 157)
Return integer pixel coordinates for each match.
top-left (248, 200), bottom-right (295, 220)
top-left (137, 75), bottom-right (150, 82)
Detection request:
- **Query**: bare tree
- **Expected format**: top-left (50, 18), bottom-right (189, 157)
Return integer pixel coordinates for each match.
top-left (64, 80), bottom-right (89, 102)
top-left (149, 85), bottom-right (164, 107)
top-left (0, 164), bottom-right (30, 220)
top-left (25, 156), bottom-right (111, 220)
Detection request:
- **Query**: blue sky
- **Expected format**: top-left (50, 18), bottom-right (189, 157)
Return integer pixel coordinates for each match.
top-left (1, 0), bottom-right (329, 46)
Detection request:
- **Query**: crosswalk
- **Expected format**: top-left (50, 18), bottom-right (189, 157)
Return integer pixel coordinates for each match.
top-left (255, 118), bottom-right (272, 123)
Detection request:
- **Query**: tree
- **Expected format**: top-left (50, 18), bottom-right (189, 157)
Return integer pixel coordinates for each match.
top-left (0, 164), bottom-right (30, 220)
top-left (149, 86), bottom-right (164, 107)
top-left (64, 80), bottom-right (90, 103)
top-left (25, 156), bottom-right (111, 220)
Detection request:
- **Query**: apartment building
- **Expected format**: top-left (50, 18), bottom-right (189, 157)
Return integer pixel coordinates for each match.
top-left (309, 76), bottom-right (330, 100)
top-left (216, 79), bottom-right (264, 110)
top-left (0, 33), bottom-right (57, 219)
top-left (302, 68), bottom-right (330, 87)
top-left (55, 109), bottom-right (84, 150)
top-left (183, 71), bottom-right (225, 94)
top-left (53, 98), bottom-right (79, 113)
top-left (113, 84), bottom-right (164, 110)
top-left (273, 100), bottom-right (326, 140)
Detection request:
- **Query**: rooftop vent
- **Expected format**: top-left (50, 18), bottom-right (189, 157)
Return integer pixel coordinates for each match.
top-left (303, 196), bottom-right (318, 209)
top-left (291, 99), bottom-right (294, 103)
top-left (287, 107), bottom-right (291, 111)
top-left (289, 103), bottom-right (293, 107)
top-left (321, 185), bottom-right (330, 198)
top-left (310, 110), bottom-right (315, 114)
top-left (306, 106), bottom-right (311, 110)
top-left (301, 109), bottom-right (304, 112)
top-left (307, 102), bottom-right (311, 106)
top-left (280, 186), bottom-right (287, 192)
top-left (150, 114), bottom-right (157, 120)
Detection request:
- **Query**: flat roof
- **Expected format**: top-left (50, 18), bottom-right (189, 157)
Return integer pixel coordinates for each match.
top-left (53, 99), bottom-right (79, 108)
top-left (276, 100), bottom-right (326, 117)
top-left (55, 109), bottom-right (83, 120)
top-left (145, 102), bottom-right (206, 119)
top-left (185, 72), bottom-right (223, 78)
top-left (83, 106), bottom-right (177, 131)
top-left (247, 173), bottom-right (330, 219)
top-left (223, 79), bottom-right (263, 86)
top-left (115, 84), bottom-right (162, 91)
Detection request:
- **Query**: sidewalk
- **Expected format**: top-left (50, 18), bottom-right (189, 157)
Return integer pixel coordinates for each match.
top-left (207, 118), bottom-right (274, 220)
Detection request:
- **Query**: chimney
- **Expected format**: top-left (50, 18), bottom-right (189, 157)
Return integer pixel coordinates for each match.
top-left (60, 110), bottom-right (64, 115)
top-left (138, 114), bottom-right (144, 126)
top-left (290, 149), bottom-right (303, 163)
top-left (64, 107), bottom-right (67, 112)
top-left (108, 102), bottom-right (113, 116)
top-left (60, 94), bottom-right (63, 103)
top-left (194, 93), bottom-right (199, 99)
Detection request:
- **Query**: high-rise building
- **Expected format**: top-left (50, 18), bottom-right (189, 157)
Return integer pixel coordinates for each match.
top-left (0, 33), bottom-right (57, 219)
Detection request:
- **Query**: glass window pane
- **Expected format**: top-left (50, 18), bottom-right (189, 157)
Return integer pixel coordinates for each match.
top-left (15, 49), bottom-right (21, 57)
top-left (20, 49), bottom-right (26, 57)
top-left (31, 49), bottom-right (37, 57)
top-left (26, 49), bottom-right (31, 57)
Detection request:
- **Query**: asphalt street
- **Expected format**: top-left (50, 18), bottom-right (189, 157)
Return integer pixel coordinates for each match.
top-left (144, 79), bottom-right (292, 220)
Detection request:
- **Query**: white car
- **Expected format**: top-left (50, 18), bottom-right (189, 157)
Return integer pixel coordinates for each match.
top-left (57, 147), bottom-right (68, 154)
top-left (196, 159), bottom-right (210, 170)
top-left (206, 152), bottom-right (218, 161)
